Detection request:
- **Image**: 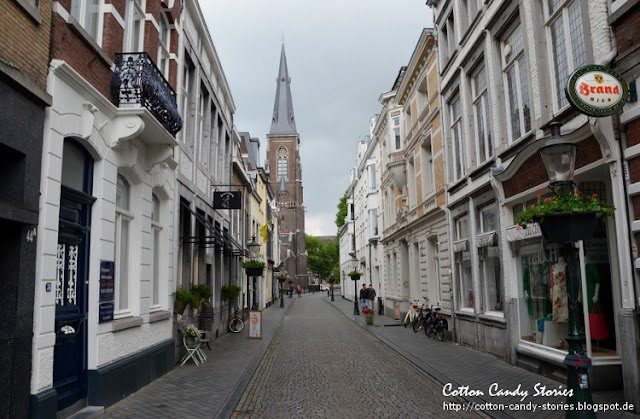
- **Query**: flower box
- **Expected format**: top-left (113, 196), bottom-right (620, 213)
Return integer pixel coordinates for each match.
top-left (245, 267), bottom-right (264, 277)
top-left (534, 211), bottom-right (600, 243)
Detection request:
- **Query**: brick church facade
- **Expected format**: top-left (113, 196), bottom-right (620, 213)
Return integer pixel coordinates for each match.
top-left (265, 44), bottom-right (309, 287)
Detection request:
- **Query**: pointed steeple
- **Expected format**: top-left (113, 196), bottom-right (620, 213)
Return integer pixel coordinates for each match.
top-left (269, 44), bottom-right (297, 135)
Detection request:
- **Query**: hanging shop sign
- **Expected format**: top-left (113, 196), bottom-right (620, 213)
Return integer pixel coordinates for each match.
top-left (565, 64), bottom-right (628, 117)
top-left (213, 191), bottom-right (242, 209)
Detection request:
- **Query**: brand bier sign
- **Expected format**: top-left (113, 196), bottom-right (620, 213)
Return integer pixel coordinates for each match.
top-left (566, 64), bottom-right (628, 117)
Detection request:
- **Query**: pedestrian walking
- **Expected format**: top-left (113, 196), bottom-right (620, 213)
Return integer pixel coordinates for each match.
top-left (289, 285), bottom-right (294, 298)
top-left (367, 284), bottom-right (376, 313)
top-left (297, 285), bottom-right (302, 298)
top-left (360, 284), bottom-right (368, 310)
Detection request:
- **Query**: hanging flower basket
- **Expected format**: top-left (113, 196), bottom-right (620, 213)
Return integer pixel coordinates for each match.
top-left (174, 300), bottom-right (187, 315)
top-left (243, 260), bottom-right (265, 277)
top-left (245, 267), bottom-right (264, 276)
top-left (348, 271), bottom-right (363, 281)
top-left (533, 211), bottom-right (600, 243)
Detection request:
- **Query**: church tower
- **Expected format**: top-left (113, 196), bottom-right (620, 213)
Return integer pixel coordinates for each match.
top-left (266, 43), bottom-right (309, 287)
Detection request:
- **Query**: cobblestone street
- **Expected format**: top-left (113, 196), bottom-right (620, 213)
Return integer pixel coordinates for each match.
top-left (232, 296), bottom-right (482, 418)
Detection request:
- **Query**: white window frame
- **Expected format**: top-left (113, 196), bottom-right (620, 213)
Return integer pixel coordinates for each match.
top-left (478, 204), bottom-right (502, 315)
top-left (71, 0), bottom-right (103, 43)
top-left (420, 136), bottom-right (434, 198)
top-left (123, 0), bottom-right (144, 52)
top-left (449, 95), bottom-right (465, 182)
top-left (369, 209), bottom-right (379, 238)
top-left (544, 0), bottom-right (588, 112)
top-left (391, 117), bottom-right (402, 151)
top-left (115, 175), bottom-right (133, 315)
top-left (455, 215), bottom-right (473, 309)
top-left (471, 62), bottom-right (492, 165)
top-left (158, 11), bottom-right (171, 77)
top-left (501, 20), bottom-right (532, 143)
top-left (151, 193), bottom-right (162, 309)
top-left (368, 163), bottom-right (377, 191)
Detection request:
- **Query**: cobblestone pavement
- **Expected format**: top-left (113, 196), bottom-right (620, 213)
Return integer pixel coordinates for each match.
top-left (232, 296), bottom-right (483, 419)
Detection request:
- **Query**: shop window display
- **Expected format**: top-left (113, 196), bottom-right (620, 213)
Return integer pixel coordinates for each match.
top-left (516, 183), bottom-right (617, 356)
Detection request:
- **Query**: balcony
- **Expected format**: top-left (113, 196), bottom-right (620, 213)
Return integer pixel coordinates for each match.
top-left (111, 52), bottom-right (182, 137)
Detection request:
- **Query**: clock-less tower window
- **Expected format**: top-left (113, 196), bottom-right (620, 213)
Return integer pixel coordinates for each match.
top-left (277, 147), bottom-right (288, 180)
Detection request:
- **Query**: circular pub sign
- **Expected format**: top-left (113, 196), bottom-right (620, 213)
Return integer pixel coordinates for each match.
top-left (566, 65), bottom-right (628, 117)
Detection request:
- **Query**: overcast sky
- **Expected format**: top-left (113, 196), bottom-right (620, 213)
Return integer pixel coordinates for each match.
top-left (201, 1), bottom-right (433, 236)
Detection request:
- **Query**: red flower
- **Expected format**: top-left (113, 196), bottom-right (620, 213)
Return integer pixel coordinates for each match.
top-left (576, 190), bottom-right (582, 195)
top-left (536, 193), bottom-right (542, 199)
top-left (592, 193), bottom-right (598, 198)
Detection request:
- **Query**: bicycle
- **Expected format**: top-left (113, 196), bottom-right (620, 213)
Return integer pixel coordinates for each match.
top-left (228, 307), bottom-right (244, 333)
top-left (412, 304), bottom-right (428, 332)
top-left (425, 305), bottom-right (447, 341)
top-left (402, 300), bottom-right (420, 328)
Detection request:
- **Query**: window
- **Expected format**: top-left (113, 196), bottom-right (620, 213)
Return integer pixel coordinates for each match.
top-left (461, 0), bottom-right (481, 32)
top-left (180, 57), bottom-right (195, 144)
top-left (368, 164), bottom-right (377, 191)
top-left (455, 215), bottom-right (473, 309)
top-left (123, 0), bottom-right (143, 52)
top-left (439, 11), bottom-right (456, 65)
top-left (158, 12), bottom-right (171, 77)
top-left (392, 117), bottom-right (401, 151)
top-left (449, 95), bottom-right (465, 181)
top-left (277, 147), bottom-right (288, 180)
top-left (478, 204), bottom-right (501, 313)
top-left (407, 156), bottom-right (416, 208)
top-left (369, 209), bottom-right (379, 237)
top-left (417, 78), bottom-right (429, 114)
top-left (502, 21), bottom-right (531, 143)
top-left (197, 84), bottom-right (209, 165)
top-left (115, 175), bottom-right (133, 312)
top-left (471, 63), bottom-right (492, 165)
top-left (71, 0), bottom-right (101, 41)
top-left (545, 0), bottom-right (587, 111)
top-left (151, 193), bottom-right (162, 307)
top-left (420, 137), bottom-right (434, 197)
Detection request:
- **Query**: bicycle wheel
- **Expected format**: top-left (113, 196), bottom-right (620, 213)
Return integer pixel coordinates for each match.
top-left (229, 318), bottom-right (244, 333)
top-left (403, 313), bottom-right (410, 328)
top-left (425, 322), bottom-right (434, 337)
top-left (436, 327), bottom-right (445, 341)
top-left (412, 315), bottom-right (422, 332)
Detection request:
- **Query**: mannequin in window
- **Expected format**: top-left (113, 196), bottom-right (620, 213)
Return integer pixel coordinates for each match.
top-left (585, 263), bottom-right (601, 312)
top-left (549, 256), bottom-right (568, 323)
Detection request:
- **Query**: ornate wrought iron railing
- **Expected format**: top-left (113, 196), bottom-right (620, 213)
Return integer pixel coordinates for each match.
top-left (111, 52), bottom-right (182, 136)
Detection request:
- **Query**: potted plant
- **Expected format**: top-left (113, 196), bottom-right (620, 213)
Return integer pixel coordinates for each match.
top-left (172, 286), bottom-right (196, 315)
top-left (242, 260), bottom-right (265, 276)
top-left (347, 270), bottom-right (363, 281)
top-left (362, 307), bottom-right (374, 325)
top-left (221, 284), bottom-right (242, 304)
top-left (191, 283), bottom-right (212, 309)
top-left (515, 189), bottom-right (615, 242)
top-left (276, 274), bottom-right (287, 283)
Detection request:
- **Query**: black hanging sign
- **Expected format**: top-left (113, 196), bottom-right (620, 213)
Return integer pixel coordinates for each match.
top-left (214, 191), bottom-right (242, 209)
top-left (99, 261), bottom-right (115, 302)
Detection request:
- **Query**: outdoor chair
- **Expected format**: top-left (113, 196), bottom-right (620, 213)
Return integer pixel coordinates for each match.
top-left (179, 327), bottom-right (203, 366)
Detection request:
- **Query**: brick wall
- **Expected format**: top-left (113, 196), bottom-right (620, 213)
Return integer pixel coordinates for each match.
top-left (0, 0), bottom-right (52, 90)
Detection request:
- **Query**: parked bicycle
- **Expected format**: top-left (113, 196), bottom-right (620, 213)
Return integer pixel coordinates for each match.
top-left (425, 305), bottom-right (448, 341)
top-left (412, 304), bottom-right (428, 332)
top-left (402, 300), bottom-right (421, 328)
top-left (228, 307), bottom-right (244, 333)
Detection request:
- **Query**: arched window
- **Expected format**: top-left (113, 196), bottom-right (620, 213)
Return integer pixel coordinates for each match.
top-left (115, 174), bottom-right (133, 312)
top-left (277, 147), bottom-right (288, 180)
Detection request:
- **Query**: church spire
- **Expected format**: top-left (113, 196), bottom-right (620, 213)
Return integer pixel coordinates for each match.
top-left (269, 44), bottom-right (297, 135)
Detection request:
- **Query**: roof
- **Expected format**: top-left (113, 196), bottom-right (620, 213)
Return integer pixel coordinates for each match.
top-left (269, 44), bottom-right (297, 135)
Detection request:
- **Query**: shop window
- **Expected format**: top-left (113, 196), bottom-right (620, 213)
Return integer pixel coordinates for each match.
top-left (455, 215), bottom-right (473, 309)
top-left (478, 204), bottom-right (502, 313)
top-left (517, 183), bottom-right (617, 356)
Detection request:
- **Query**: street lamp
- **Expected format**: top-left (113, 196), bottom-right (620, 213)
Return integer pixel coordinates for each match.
top-left (247, 237), bottom-right (261, 310)
top-left (538, 122), bottom-right (594, 418)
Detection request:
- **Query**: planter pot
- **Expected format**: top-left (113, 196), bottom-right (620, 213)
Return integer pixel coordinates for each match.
top-left (174, 300), bottom-right (187, 315)
top-left (364, 313), bottom-right (374, 325)
top-left (349, 274), bottom-right (361, 281)
top-left (245, 267), bottom-right (264, 276)
top-left (534, 211), bottom-right (600, 243)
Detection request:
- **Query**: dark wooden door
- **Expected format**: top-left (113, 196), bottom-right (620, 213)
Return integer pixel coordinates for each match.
top-left (53, 186), bottom-right (95, 410)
